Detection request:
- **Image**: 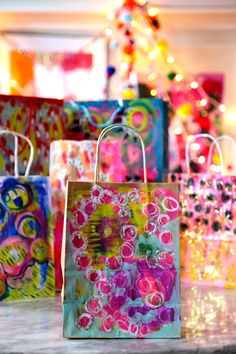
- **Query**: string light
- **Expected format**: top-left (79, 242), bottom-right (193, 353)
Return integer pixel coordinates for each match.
top-left (190, 81), bottom-right (199, 89)
top-left (105, 28), bottom-right (113, 36)
top-left (198, 155), bottom-right (206, 164)
top-left (150, 88), bottom-right (157, 96)
top-left (148, 7), bottom-right (159, 17)
top-left (148, 72), bottom-right (157, 81)
top-left (191, 143), bottom-right (200, 151)
top-left (200, 98), bottom-right (208, 107)
top-left (166, 55), bottom-right (175, 64)
top-left (219, 104), bottom-right (226, 113)
top-left (175, 74), bottom-right (183, 82)
top-left (174, 127), bottom-right (183, 135)
top-left (107, 12), bottom-right (115, 20)
top-left (144, 28), bottom-right (153, 36)
top-left (225, 111), bottom-right (236, 122)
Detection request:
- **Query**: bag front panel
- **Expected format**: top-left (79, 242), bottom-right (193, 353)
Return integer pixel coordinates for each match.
top-left (64, 98), bottom-right (167, 182)
top-left (0, 176), bottom-right (54, 300)
top-left (169, 173), bottom-right (236, 287)
top-left (63, 182), bottom-right (180, 338)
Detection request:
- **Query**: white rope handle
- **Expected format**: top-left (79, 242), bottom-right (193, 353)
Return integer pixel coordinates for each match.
top-left (0, 130), bottom-right (34, 177)
top-left (94, 124), bottom-right (147, 183)
top-left (185, 133), bottom-right (224, 174)
top-left (207, 135), bottom-right (236, 174)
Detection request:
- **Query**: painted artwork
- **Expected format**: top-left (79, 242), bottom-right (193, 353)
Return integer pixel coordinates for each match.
top-left (169, 173), bottom-right (236, 287)
top-left (0, 94), bottom-right (64, 176)
top-left (63, 98), bottom-right (168, 182)
top-left (63, 182), bottom-right (180, 338)
top-left (0, 177), bottom-right (54, 301)
top-left (50, 140), bottom-right (123, 289)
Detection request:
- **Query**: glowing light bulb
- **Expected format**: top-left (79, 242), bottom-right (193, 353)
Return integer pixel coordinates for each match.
top-left (191, 143), bottom-right (200, 151)
top-left (190, 81), bottom-right (199, 89)
top-left (150, 89), bottom-right (157, 96)
top-left (148, 72), bottom-right (157, 81)
top-left (219, 104), bottom-right (226, 113)
top-left (105, 28), bottom-right (113, 37)
top-left (145, 28), bottom-right (152, 36)
top-left (198, 155), bottom-right (206, 164)
top-left (226, 111), bottom-right (236, 122)
top-left (149, 51), bottom-right (156, 60)
top-left (148, 7), bottom-right (159, 16)
top-left (174, 127), bottom-right (182, 135)
top-left (166, 55), bottom-right (175, 64)
top-left (200, 98), bottom-right (208, 107)
top-left (107, 12), bottom-right (115, 20)
top-left (175, 74), bottom-right (183, 82)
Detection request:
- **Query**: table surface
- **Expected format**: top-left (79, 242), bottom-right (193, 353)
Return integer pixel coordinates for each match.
top-left (1, 283), bottom-right (236, 354)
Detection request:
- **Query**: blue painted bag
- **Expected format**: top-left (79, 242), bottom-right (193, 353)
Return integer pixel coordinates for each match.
top-left (0, 131), bottom-right (54, 301)
top-left (64, 98), bottom-right (168, 182)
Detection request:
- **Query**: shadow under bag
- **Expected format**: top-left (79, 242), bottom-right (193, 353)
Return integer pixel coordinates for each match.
top-left (62, 124), bottom-right (180, 338)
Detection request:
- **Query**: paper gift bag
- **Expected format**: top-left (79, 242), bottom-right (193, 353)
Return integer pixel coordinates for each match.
top-left (62, 124), bottom-right (180, 338)
top-left (0, 131), bottom-right (54, 301)
top-left (168, 134), bottom-right (236, 287)
top-left (64, 98), bottom-right (168, 182)
top-left (0, 94), bottom-right (63, 175)
top-left (50, 139), bottom-right (123, 289)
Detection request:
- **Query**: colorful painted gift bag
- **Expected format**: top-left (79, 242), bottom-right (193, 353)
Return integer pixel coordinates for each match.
top-left (168, 134), bottom-right (236, 287)
top-left (50, 139), bottom-right (123, 289)
top-left (0, 131), bottom-right (54, 301)
top-left (0, 94), bottom-right (63, 175)
top-left (62, 125), bottom-right (180, 338)
top-left (64, 98), bottom-right (168, 182)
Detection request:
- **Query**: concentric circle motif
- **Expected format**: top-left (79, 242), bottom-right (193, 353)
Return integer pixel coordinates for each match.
top-left (90, 184), bottom-right (103, 202)
top-left (121, 242), bottom-right (134, 259)
top-left (74, 251), bottom-right (91, 271)
top-left (161, 196), bottom-right (179, 212)
top-left (84, 296), bottom-right (102, 314)
top-left (159, 230), bottom-right (173, 245)
top-left (76, 313), bottom-right (92, 330)
top-left (121, 225), bottom-right (137, 240)
top-left (100, 190), bottom-right (114, 204)
top-left (87, 269), bottom-right (101, 283)
top-left (80, 199), bottom-right (97, 216)
top-left (115, 193), bottom-right (128, 206)
top-left (71, 231), bottom-right (87, 250)
top-left (145, 221), bottom-right (157, 235)
top-left (106, 256), bottom-right (123, 270)
top-left (157, 214), bottom-right (170, 228)
top-left (71, 209), bottom-right (87, 229)
top-left (156, 250), bottom-right (175, 270)
top-left (126, 106), bottom-right (149, 133)
top-left (143, 203), bottom-right (160, 217)
top-left (128, 189), bottom-right (140, 203)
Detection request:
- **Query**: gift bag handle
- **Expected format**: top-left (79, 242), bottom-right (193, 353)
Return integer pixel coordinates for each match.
top-left (94, 124), bottom-right (147, 183)
top-left (185, 133), bottom-right (224, 174)
top-left (207, 135), bottom-right (236, 174)
top-left (0, 130), bottom-right (34, 177)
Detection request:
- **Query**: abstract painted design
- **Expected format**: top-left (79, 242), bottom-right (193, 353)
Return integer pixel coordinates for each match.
top-left (50, 140), bottom-right (123, 289)
top-left (0, 94), bottom-right (63, 176)
top-left (0, 177), bottom-right (54, 301)
top-left (169, 173), bottom-right (236, 287)
top-left (64, 98), bottom-right (168, 182)
top-left (63, 182), bottom-right (180, 338)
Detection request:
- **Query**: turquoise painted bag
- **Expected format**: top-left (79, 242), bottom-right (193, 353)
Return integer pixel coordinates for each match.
top-left (62, 125), bottom-right (180, 338)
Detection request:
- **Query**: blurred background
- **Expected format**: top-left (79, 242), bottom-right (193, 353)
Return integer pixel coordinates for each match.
top-left (0, 0), bottom-right (236, 170)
